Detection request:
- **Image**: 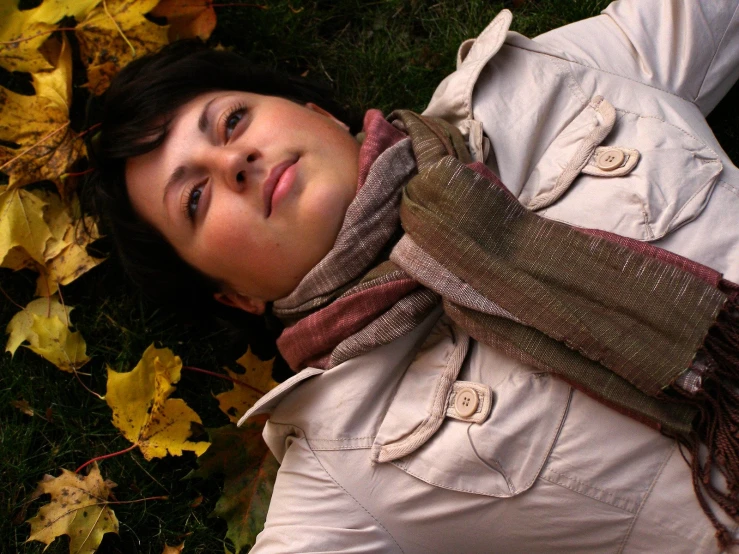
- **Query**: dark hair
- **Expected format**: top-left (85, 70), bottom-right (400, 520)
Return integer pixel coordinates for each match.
top-left (85, 40), bottom-right (362, 320)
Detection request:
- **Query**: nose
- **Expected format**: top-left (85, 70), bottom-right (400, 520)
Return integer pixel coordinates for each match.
top-left (214, 146), bottom-right (259, 192)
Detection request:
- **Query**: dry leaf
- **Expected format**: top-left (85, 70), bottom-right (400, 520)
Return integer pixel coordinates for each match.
top-left (33, 190), bottom-right (105, 296)
top-left (26, 463), bottom-right (119, 554)
top-left (150, 0), bottom-right (217, 41)
top-left (186, 420), bottom-right (278, 553)
top-left (215, 348), bottom-right (277, 424)
top-left (0, 186), bottom-right (53, 271)
top-left (5, 296), bottom-right (91, 372)
top-left (11, 399), bottom-right (35, 417)
top-left (0, 0), bottom-right (101, 73)
top-left (76, 0), bottom-right (169, 95)
top-left (162, 542), bottom-right (185, 553)
top-left (0, 36), bottom-right (85, 195)
top-left (105, 344), bottom-right (210, 460)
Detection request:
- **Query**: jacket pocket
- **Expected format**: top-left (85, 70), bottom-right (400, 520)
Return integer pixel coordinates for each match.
top-left (520, 97), bottom-right (723, 241)
top-left (371, 321), bottom-right (571, 498)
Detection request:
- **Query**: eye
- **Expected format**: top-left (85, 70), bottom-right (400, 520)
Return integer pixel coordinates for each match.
top-left (222, 103), bottom-right (247, 141)
top-left (182, 182), bottom-right (204, 220)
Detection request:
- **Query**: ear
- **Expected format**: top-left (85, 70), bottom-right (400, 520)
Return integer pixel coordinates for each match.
top-left (306, 102), bottom-right (350, 131)
top-left (214, 291), bottom-right (266, 315)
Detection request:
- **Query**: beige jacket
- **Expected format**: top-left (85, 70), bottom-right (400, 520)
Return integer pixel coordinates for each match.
top-left (241, 2), bottom-right (739, 552)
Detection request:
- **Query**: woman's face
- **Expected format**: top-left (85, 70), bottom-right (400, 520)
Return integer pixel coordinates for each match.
top-left (125, 91), bottom-right (361, 314)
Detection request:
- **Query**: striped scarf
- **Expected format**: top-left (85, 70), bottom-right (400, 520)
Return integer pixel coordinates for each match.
top-left (275, 110), bottom-right (739, 546)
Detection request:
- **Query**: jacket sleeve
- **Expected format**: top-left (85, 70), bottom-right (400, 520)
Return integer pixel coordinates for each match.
top-left (533, 0), bottom-right (739, 115)
top-left (250, 436), bottom-right (403, 554)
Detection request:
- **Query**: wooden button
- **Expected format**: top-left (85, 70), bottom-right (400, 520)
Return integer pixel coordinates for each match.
top-left (454, 388), bottom-right (479, 417)
top-left (596, 149), bottom-right (625, 171)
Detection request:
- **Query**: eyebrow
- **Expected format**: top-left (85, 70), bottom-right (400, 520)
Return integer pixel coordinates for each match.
top-left (162, 97), bottom-right (218, 207)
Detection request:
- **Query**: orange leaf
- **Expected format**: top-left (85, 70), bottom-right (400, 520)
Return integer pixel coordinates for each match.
top-left (151, 0), bottom-right (217, 41)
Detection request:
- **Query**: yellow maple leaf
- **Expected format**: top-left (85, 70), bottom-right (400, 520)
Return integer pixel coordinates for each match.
top-left (26, 463), bottom-right (119, 554)
top-left (0, 36), bottom-right (85, 195)
top-left (0, 0), bottom-right (101, 73)
top-left (0, 185), bottom-right (52, 271)
top-left (215, 348), bottom-right (278, 424)
top-left (5, 296), bottom-right (91, 372)
top-left (150, 0), bottom-right (217, 41)
top-left (76, 0), bottom-right (169, 95)
top-left (106, 344), bottom-right (210, 460)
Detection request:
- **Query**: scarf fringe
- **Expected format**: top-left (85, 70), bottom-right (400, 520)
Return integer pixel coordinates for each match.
top-left (676, 281), bottom-right (739, 549)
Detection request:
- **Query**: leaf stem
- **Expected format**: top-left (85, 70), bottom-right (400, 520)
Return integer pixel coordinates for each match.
top-left (62, 168), bottom-right (93, 178)
top-left (182, 365), bottom-right (266, 396)
top-left (0, 284), bottom-right (24, 311)
top-left (108, 495), bottom-right (169, 505)
top-left (209, 2), bottom-right (268, 7)
top-left (103, 0), bottom-right (135, 55)
top-left (76, 443), bottom-right (137, 473)
top-left (76, 122), bottom-right (101, 139)
top-left (0, 121), bottom-right (70, 172)
top-left (0, 28), bottom-right (77, 46)
top-left (72, 369), bottom-right (105, 400)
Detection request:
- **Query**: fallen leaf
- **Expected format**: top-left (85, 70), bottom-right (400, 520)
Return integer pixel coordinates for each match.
top-left (150, 0), bottom-right (217, 41)
top-left (106, 344), bottom-right (210, 460)
top-left (0, 0), bottom-right (101, 73)
top-left (0, 186), bottom-right (52, 271)
top-left (186, 420), bottom-right (278, 553)
top-left (162, 542), bottom-right (185, 553)
top-left (5, 296), bottom-right (91, 372)
top-left (215, 348), bottom-right (277, 423)
top-left (0, 36), bottom-right (85, 195)
top-left (26, 463), bottom-right (119, 554)
top-left (33, 189), bottom-right (105, 295)
top-left (76, 0), bottom-right (169, 95)
top-left (11, 399), bottom-right (35, 417)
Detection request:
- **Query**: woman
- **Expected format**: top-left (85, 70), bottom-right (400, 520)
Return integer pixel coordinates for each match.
top-left (90, 1), bottom-right (739, 551)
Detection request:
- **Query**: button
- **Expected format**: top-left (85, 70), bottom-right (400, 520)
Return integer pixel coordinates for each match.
top-left (454, 387), bottom-right (479, 417)
top-left (596, 149), bottom-right (625, 171)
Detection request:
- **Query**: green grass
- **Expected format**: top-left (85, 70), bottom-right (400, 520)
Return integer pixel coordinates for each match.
top-left (2, 0), bottom-right (738, 552)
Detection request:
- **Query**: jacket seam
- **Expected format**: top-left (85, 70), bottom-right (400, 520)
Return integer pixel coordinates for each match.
top-left (538, 472), bottom-right (636, 514)
top-left (507, 43), bottom-right (698, 107)
top-left (719, 180), bottom-right (739, 199)
top-left (306, 440), bottom-right (405, 553)
top-left (615, 440), bottom-right (675, 554)
top-left (695, 2), bottom-right (739, 105)
top-left (541, 467), bottom-right (641, 512)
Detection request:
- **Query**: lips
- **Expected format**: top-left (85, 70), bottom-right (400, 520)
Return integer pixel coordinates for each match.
top-left (262, 159), bottom-right (297, 217)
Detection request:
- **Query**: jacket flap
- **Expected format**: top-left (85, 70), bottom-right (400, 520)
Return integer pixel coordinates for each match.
top-left (371, 319), bottom-right (468, 462)
top-left (237, 367), bottom-right (324, 425)
top-left (376, 339), bottom-right (572, 498)
top-left (424, 10), bottom-right (512, 128)
top-left (522, 95), bottom-right (615, 210)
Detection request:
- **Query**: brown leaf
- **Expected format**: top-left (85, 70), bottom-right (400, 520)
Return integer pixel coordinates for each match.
top-left (11, 399), bottom-right (35, 417)
top-left (150, 0), bottom-right (217, 41)
top-left (162, 542), bottom-right (185, 554)
top-left (26, 463), bottom-right (119, 554)
top-left (0, 0), bottom-right (101, 73)
top-left (0, 36), bottom-right (85, 195)
top-left (76, 0), bottom-right (169, 95)
top-left (186, 419), bottom-right (278, 553)
top-left (33, 190), bottom-right (105, 295)
top-left (215, 348), bottom-right (277, 424)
